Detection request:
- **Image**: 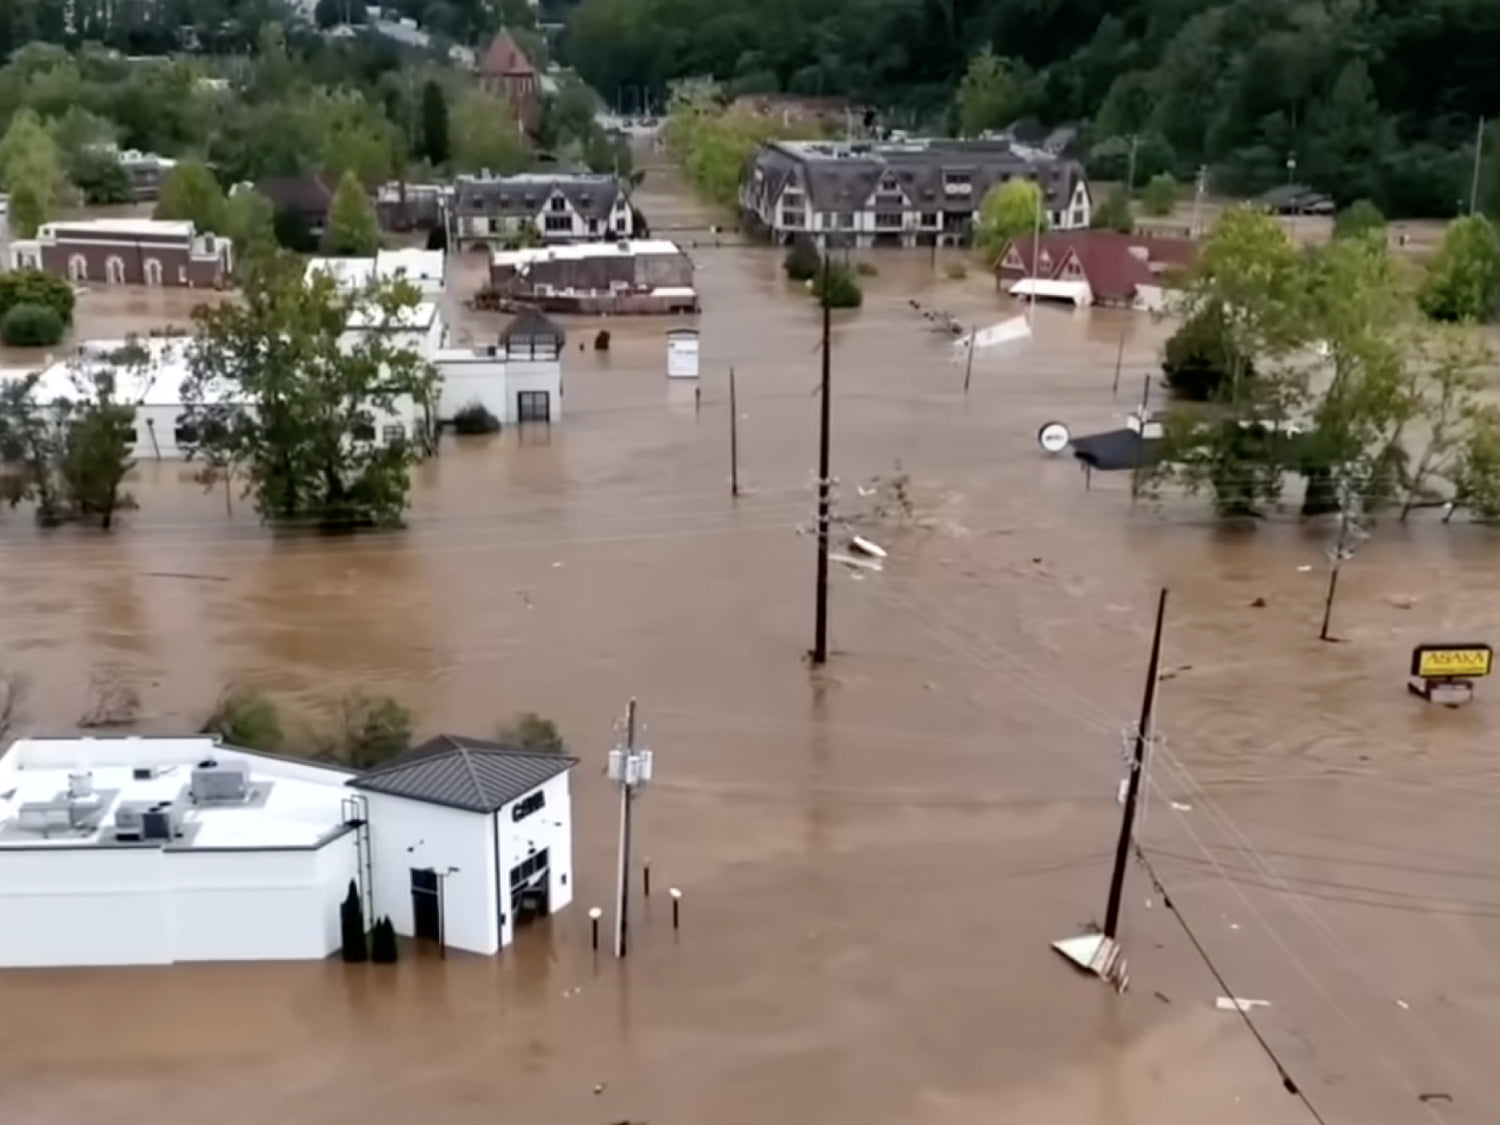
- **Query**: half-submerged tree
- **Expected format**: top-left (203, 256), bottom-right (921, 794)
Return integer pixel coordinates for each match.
top-left (183, 254), bottom-right (439, 529)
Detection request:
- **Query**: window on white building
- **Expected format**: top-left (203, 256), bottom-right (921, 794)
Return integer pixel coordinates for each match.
top-left (382, 423), bottom-right (406, 444)
top-left (874, 212), bottom-right (903, 229)
top-left (780, 210), bottom-right (805, 227)
top-left (512, 790), bottom-right (545, 822)
top-left (544, 215), bottom-right (572, 232)
top-left (548, 195), bottom-right (568, 212)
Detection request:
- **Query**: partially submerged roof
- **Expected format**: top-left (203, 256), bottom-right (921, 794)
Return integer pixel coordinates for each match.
top-left (500, 305), bottom-right (565, 346)
top-left (349, 735), bottom-right (577, 813)
top-left (1071, 428), bottom-right (1162, 472)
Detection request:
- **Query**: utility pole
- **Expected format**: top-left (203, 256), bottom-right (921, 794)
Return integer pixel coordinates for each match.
top-left (811, 252), bottom-right (833, 665)
top-left (1111, 322), bottom-right (1127, 396)
top-left (1190, 166), bottom-right (1207, 240)
top-left (729, 366), bottom-right (740, 498)
top-left (608, 699), bottom-right (653, 958)
top-left (1102, 587), bottom-right (1168, 941)
top-left (962, 326), bottom-right (977, 395)
top-left (1320, 477), bottom-right (1367, 642)
top-left (1470, 116), bottom-right (1486, 216)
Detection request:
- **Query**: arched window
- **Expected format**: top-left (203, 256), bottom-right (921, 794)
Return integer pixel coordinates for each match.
top-left (68, 255), bottom-right (88, 282)
top-left (105, 256), bottom-right (125, 284)
top-left (143, 258), bottom-right (162, 286)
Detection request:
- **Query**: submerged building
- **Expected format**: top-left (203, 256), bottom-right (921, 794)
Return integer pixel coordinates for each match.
top-left (0, 735), bottom-right (578, 967)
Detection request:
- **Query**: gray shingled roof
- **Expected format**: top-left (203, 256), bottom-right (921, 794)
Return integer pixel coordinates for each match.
top-left (743, 139), bottom-right (1084, 215)
top-left (500, 305), bottom-right (566, 346)
top-left (454, 173), bottom-right (628, 218)
top-left (348, 735), bottom-right (578, 813)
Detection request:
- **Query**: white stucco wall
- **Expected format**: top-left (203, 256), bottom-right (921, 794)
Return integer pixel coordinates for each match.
top-left (506, 358), bottom-right (562, 422)
top-left (434, 353), bottom-right (561, 424)
top-left (360, 792), bottom-right (500, 955)
top-left (0, 832), bottom-right (356, 968)
top-left (495, 772), bottom-right (574, 948)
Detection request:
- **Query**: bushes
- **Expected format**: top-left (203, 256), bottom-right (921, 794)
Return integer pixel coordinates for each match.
top-left (340, 881), bottom-right (367, 962)
top-left (0, 269), bottom-right (75, 328)
top-left (783, 240), bottom-right (821, 282)
top-left (1141, 173), bottom-right (1179, 217)
top-left (814, 262), bottom-right (863, 309)
top-left (498, 711), bottom-right (566, 753)
top-left (203, 686), bottom-right (283, 751)
top-left (452, 402), bottom-right (501, 435)
top-left (329, 691), bottom-right (413, 769)
top-left (1, 302), bottom-right (64, 346)
top-left (370, 916), bottom-right (399, 963)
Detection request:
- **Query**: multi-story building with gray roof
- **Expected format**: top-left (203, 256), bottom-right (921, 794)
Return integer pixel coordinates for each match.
top-left (739, 138), bottom-right (1092, 249)
top-left (446, 173), bottom-right (636, 251)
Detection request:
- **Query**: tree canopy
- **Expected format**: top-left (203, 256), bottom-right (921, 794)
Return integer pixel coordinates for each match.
top-left (564, 0), bottom-right (1500, 217)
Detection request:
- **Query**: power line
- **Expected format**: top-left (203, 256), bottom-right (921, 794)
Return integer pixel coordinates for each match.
top-left (1131, 843), bottom-right (1333, 1125)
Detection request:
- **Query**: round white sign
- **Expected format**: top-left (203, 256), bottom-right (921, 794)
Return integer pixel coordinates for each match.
top-left (1038, 422), bottom-right (1071, 455)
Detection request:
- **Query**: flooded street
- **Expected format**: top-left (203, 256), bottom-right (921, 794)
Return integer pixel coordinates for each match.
top-left (2, 168), bottom-right (1499, 1125)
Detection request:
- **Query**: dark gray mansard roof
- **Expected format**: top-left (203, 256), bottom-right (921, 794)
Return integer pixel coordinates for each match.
top-left (743, 140), bottom-right (1085, 214)
top-left (349, 734), bottom-right (579, 813)
top-left (455, 173), bottom-right (629, 217)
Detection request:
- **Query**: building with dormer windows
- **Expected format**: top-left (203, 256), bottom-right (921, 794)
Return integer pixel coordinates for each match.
top-left (739, 138), bottom-right (1092, 250)
top-left (447, 173), bottom-right (636, 251)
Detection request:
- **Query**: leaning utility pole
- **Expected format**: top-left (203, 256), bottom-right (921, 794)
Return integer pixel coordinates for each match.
top-left (811, 252), bottom-right (833, 665)
top-left (1103, 587), bottom-right (1168, 941)
top-left (729, 366), bottom-right (740, 498)
top-left (608, 699), bottom-right (653, 958)
top-left (1320, 477), bottom-right (1367, 642)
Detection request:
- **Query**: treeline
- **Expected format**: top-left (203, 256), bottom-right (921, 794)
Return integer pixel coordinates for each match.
top-left (565, 0), bottom-right (1500, 217)
top-left (0, 26), bottom-right (629, 240)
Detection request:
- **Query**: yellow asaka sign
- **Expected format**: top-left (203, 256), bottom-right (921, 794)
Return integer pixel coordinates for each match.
top-left (1411, 644), bottom-right (1494, 679)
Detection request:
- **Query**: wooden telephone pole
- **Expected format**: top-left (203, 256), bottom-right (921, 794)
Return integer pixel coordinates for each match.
top-left (811, 253), bottom-right (833, 665)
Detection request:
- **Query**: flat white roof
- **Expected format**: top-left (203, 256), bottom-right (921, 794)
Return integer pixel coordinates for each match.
top-left (0, 738), bottom-right (355, 851)
top-left (306, 257), bottom-right (377, 288)
top-left (345, 301), bottom-right (442, 332)
top-left (1008, 278), bottom-right (1091, 305)
top-left (43, 218), bottom-right (196, 238)
top-left (492, 239), bottom-right (683, 267)
top-left (27, 337), bottom-right (231, 408)
top-left (377, 248), bottom-right (444, 282)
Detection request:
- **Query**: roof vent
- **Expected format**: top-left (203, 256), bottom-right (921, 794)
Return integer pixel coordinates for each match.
top-left (67, 771), bottom-right (94, 799)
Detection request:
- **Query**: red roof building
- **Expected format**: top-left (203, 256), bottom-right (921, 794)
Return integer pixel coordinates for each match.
top-left (479, 30), bottom-right (541, 136)
top-left (994, 229), bottom-right (1196, 310)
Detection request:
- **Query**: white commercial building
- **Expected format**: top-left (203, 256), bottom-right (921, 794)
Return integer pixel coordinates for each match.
top-left (0, 735), bottom-right (577, 967)
top-left (435, 306), bottom-right (564, 425)
top-left (306, 249), bottom-right (447, 297)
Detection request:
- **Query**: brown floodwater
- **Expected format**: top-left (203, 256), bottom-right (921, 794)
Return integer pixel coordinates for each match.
top-left (1, 168), bottom-right (1499, 1125)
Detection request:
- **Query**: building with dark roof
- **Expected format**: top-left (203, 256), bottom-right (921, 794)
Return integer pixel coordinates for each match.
top-left (478, 29), bottom-right (541, 134)
top-left (447, 172), bottom-right (635, 251)
top-left (740, 137), bottom-right (1092, 249)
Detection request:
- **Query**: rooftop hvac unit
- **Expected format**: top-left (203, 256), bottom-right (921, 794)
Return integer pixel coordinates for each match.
top-left (67, 771), bottom-right (94, 799)
top-left (17, 802), bottom-right (71, 834)
top-left (115, 804), bottom-right (145, 840)
top-left (68, 797), bottom-right (102, 828)
top-left (141, 802), bottom-right (181, 841)
top-left (190, 759), bottom-right (250, 804)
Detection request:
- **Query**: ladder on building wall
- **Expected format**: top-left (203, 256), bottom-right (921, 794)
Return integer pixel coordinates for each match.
top-left (340, 794), bottom-right (374, 931)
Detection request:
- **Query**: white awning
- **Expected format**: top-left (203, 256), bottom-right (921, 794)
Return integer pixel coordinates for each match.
top-left (953, 315), bottom-right (1032, 352)
top-left (1009, 278), bottom-right (1092, 307)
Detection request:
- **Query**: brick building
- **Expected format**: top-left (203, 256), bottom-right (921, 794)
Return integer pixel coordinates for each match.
top-left (8, 218), bottom-right (234, 288)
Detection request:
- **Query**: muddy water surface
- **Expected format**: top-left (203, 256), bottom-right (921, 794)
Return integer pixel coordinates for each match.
top-left (0, 170), bottom-right (1498, 1125)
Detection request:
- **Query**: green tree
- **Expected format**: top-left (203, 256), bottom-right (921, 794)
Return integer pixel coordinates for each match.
top-left (1161, 306), bottom-right (1254, 401)
top-left (0, 108), bottom-right (67, 237)
top-left (155, 159), bottom-right (226, 232)
top-left (783, 240), bottom-right (821, 281)
top-left (326, 691), bottom-right (413, 768)
top-left (975, 179), bottom-right (1046, 257)
top-left (0, 269), bottom-right (75, 326)
top-left (1092, 187), bottom-right (1133, 233)
top-left (0, 302), bottom-right (64, 346)
top-left (450, 88), bottom-right (532, 174)
top-left (813, 261), bottom-right (862, 308)
top-left (69, 149), bottom-right (132, 205)
top-left (419, 79), bottom-right (449, 166)
top-left (1141, 173), bottom-right (1178, 216)
top-left (223, 189), bottom-right (278, 270)
top-left (955, 46), bottom-right (1026, 137)
top-left (1419, 215), bottom-right (1500, 323)
top-left (57, 366), bottom-right (136, 530)
top-left (1334, 199), bottom-right (1386, 242)
top-left (183, 256), bottom-right (439, 529)
top-left (545, 78), bottom-right (600, 149)
top-left (324, 171), bottom-right (381, 256)
top-left (0, 379), bottom-right (67, 524)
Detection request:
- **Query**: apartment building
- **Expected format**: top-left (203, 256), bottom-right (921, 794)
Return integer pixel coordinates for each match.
top-left (447, 173), bottom-right (635, 251)
top-left (740, 138), bottom-right (1092, 249)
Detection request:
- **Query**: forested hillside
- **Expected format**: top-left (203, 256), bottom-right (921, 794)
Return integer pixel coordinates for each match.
top-left (564, 0), bottom-right (1500, 217)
